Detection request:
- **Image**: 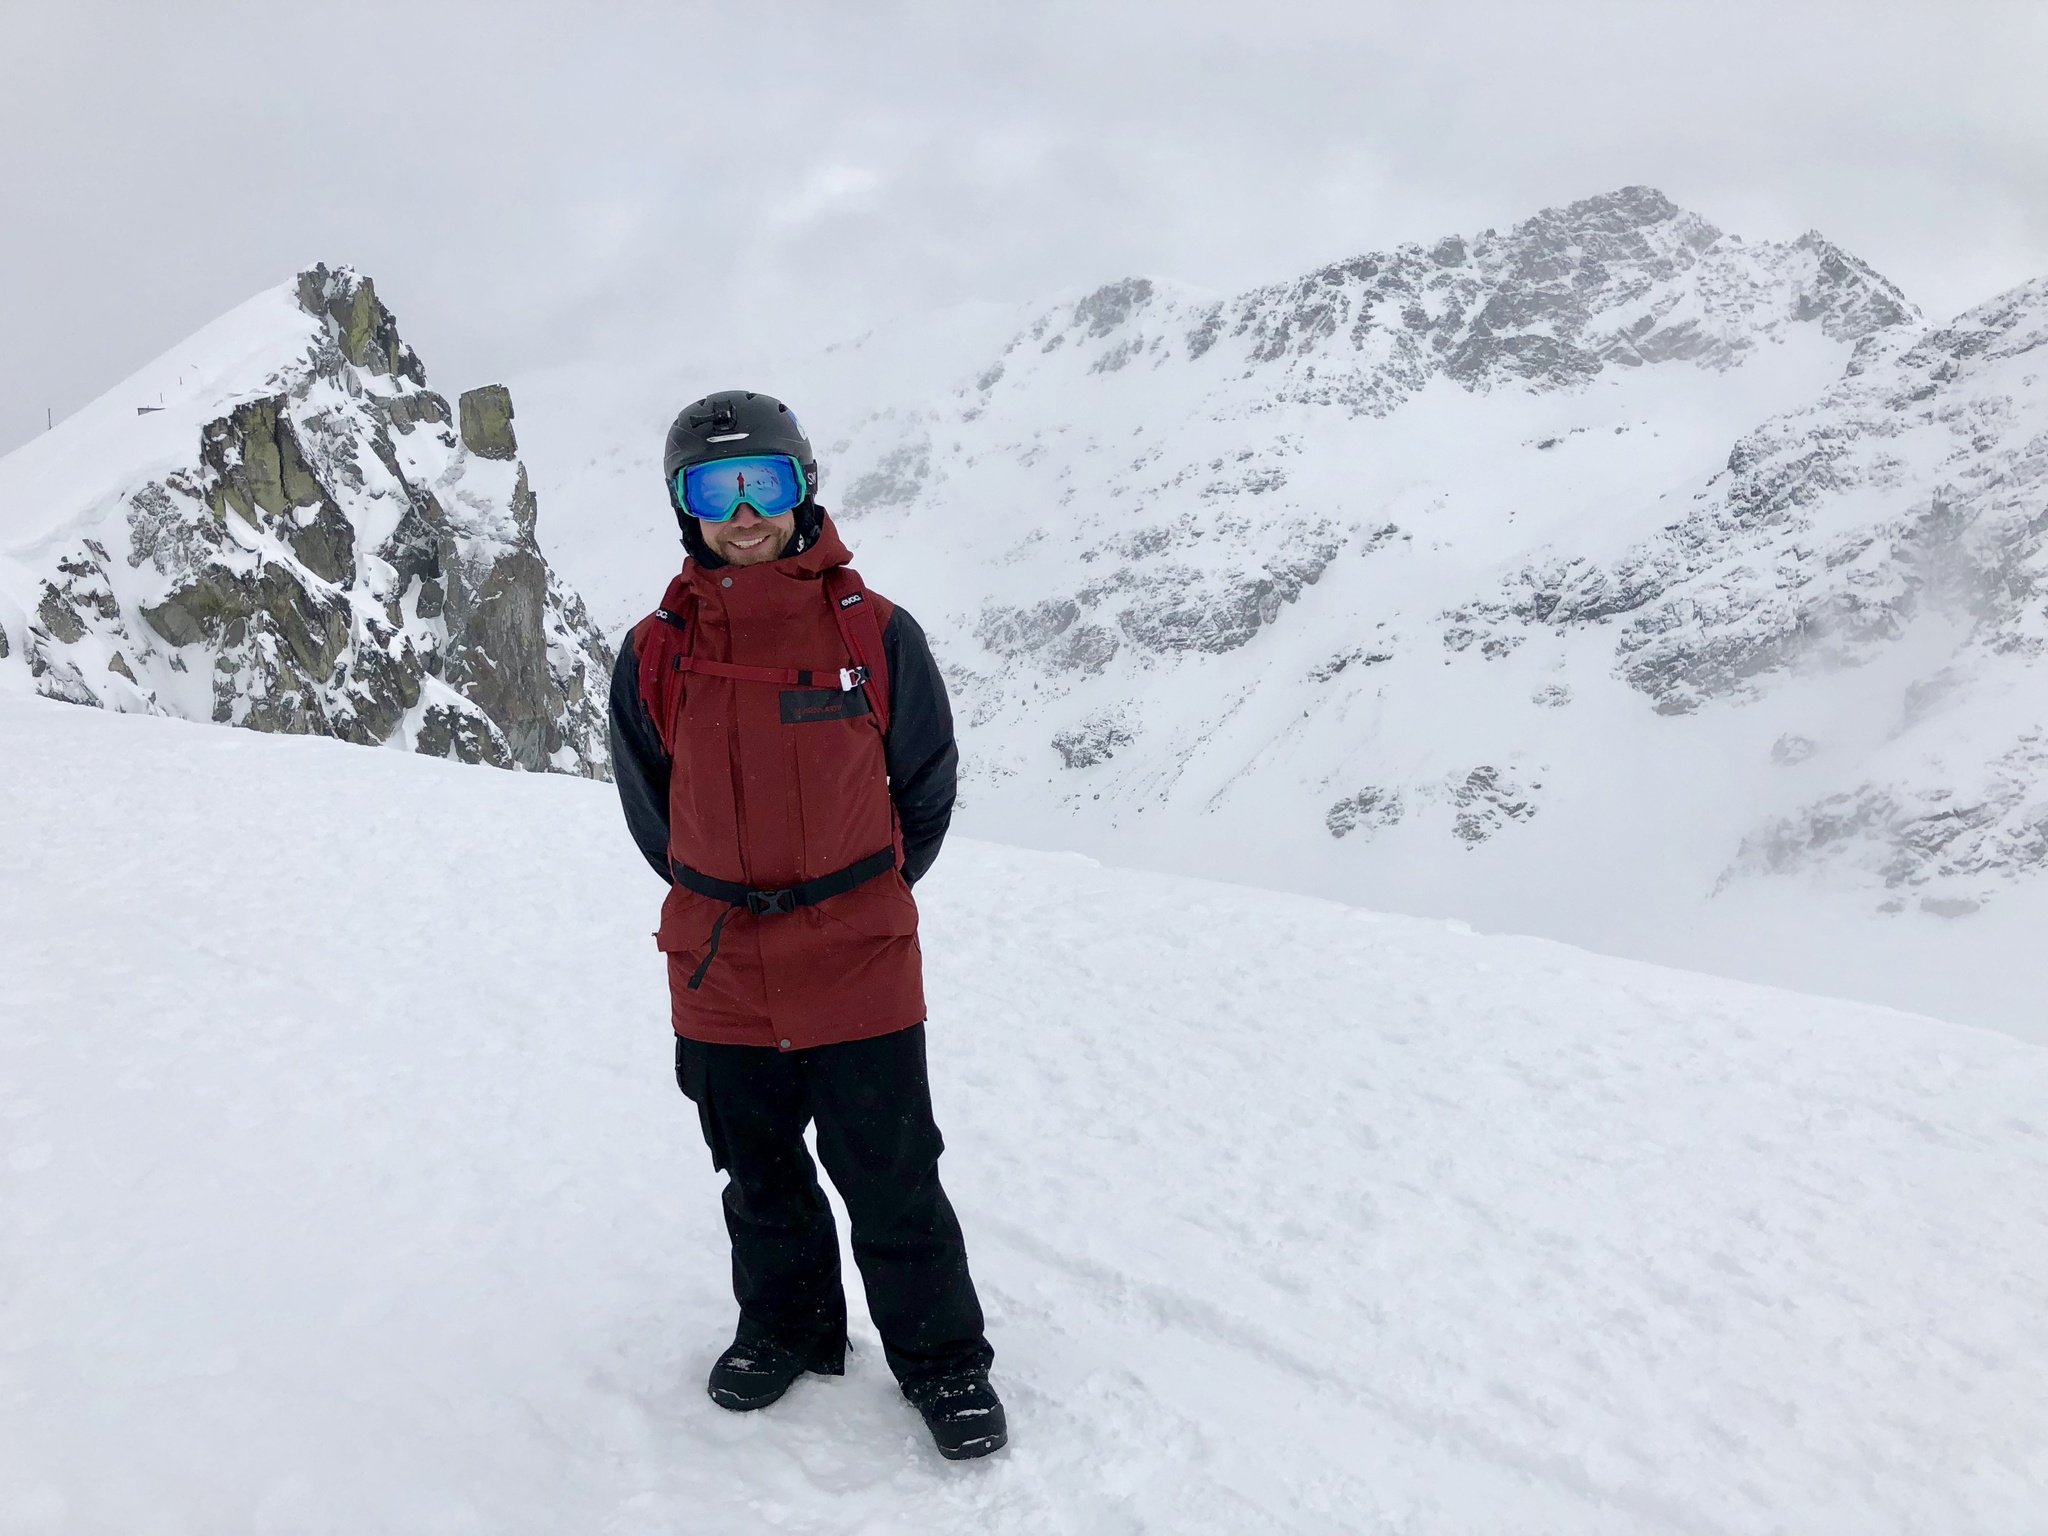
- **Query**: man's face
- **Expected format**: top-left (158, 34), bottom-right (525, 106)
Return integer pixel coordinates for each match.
top-left (698, 502), bottom-right (795, 566)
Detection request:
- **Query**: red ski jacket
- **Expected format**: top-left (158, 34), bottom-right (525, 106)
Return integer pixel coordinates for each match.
top-left (610, 513), bottom-right (956, 1051)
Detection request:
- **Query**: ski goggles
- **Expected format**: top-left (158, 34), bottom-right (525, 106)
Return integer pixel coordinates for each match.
top-left (674, 454), bottom-right (808, 523)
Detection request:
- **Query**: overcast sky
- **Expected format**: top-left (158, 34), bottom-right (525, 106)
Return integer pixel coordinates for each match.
top-left (3, 0), bottom-right (2045, 455)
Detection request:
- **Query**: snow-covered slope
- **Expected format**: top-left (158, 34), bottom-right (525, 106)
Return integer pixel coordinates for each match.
top-left (0, 266), bottom-right (611, 773)
top-left (1471, 278), bottom-right (2048, 906)
top-left (517, 187), bottom-right (2048, 1033)
top-left (3, 697), bottom-right (2044, 1533)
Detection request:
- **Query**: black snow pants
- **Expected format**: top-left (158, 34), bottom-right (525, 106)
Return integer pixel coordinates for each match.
top-left (674, 1023), bottom-right (993, 1389)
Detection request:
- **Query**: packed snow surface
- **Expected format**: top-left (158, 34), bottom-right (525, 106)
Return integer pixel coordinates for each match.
top-left (4, 699), bottom-right (2046, 1532)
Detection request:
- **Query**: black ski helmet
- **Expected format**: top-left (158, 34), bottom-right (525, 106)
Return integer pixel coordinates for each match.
top-left (663, 390), bottom-right (821, 564)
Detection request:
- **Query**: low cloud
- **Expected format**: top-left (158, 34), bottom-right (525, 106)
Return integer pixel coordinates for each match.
top-left (2, 0), bottom-right (2044, 454)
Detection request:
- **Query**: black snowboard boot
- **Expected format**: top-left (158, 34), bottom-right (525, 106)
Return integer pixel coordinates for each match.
top-left (706, 1336), bottom-right (843, 1412)
top-left (905, 1372), bottom-right (1008, 1460)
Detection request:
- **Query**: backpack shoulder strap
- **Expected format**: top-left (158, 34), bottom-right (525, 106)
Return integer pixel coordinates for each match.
top-left (633, 574), bottom-right (695, 757)
top-left (823, 566), bottom-right (891, 737)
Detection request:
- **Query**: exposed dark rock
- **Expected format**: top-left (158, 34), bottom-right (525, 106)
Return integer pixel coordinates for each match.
top-left (287, 497), bottom-right (358, 587)
top-left (1109, 531), bottom-right (1341, 656)
top-left (196, 396), bottom-right (325, 526)
top-left (142, 564), bottom-right (251, 648)
top-left (1117, 570), bottom-right (1281, 653)
top-left (458, 385), bottom-right (518, 459)
top-left (1327, 787), bottom-right (1403, 839)
top-left (440, 546), bottom-right (555, 770)
top-left (128, 482), bottom-right (225, 579)
top-left (382, 391), bottom-right (451, 433)
top-left (378, 500), bottom-right (446, 602)
top-left (1450, 766), bottom-right (1538, 846)
top-left (417, 701), bottom-right (512, 767)
top-left (37, 585), bottom-right (88, 645)
top-left (1074, 279), bottom-right (1153, 337)
top-left (1046, 623), bottom-right (1119, 674)
top-left (1310, 648), bottom-right (1392, 682)
top-left (509, 464), bottom-right (538, 541)
top-left (1053, 713), bottom-right (1134, 768)
top-left (330, 630), bottom-right (424, 744)
top-left (978, 599), bottom-right (1079, 656)
top-left (296, 264), bottom-right (425, 383)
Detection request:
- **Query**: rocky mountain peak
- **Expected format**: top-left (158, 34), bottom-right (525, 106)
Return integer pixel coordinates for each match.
top-left (0, 266), bottom-right (613, 775)
top-left (294, 264), bottom-right (425, 385)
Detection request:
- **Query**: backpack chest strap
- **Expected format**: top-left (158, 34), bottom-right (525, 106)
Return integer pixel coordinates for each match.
top-left (676, 656), bottom-right (870, 692)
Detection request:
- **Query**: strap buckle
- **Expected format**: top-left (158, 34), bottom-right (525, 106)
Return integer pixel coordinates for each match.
top-left (746, 887), bottom-right (796, 916)
top-left (838, 665), bottom-right (869, 692)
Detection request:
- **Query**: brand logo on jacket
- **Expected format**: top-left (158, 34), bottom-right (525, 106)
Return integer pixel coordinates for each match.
top-left (780, 688), bottom-right (873, 725)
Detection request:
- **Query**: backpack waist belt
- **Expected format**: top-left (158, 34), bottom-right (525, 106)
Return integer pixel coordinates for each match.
top-left (669, 847), bottom-right (898, 991)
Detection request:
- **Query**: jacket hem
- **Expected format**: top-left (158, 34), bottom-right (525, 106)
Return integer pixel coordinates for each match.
top-left (669, 1010), bottom-right (927, 1052)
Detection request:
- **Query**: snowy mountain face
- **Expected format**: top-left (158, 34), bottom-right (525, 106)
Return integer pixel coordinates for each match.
top-left (0, 266), bottom-right (612, 774)
top-left (1463, 279), bottom-right (2048, 905)
top-left (695, 185), bottom-right (2041, 1014)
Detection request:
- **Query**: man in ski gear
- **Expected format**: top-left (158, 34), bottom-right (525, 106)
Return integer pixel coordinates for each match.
top-left (609, 390), bottom-right (1005, 1461)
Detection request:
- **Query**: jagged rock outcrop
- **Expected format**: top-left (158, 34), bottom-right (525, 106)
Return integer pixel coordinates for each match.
top-left (0, 264), bottom-right (612, 775)
top-left (458, 385), bottom-right (519, 460)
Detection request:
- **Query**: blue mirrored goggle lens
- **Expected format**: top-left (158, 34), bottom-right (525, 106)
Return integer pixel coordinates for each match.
top-left (677, 455), bottom-right (806, 522)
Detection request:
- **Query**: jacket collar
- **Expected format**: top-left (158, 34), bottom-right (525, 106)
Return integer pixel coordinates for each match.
top-left (683, 509), bottom-right (851, 595)
top-left (682, 499), bottom-right (824, 569)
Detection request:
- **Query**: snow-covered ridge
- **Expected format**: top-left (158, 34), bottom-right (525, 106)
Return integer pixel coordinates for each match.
top-left (938, 184), bottom-right (1911, 432)
top-left (0, 266), bottom-right (612, 774)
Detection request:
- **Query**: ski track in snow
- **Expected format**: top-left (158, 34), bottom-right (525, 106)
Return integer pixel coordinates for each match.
top-left (3, 699), bottom-right (2045, 1533)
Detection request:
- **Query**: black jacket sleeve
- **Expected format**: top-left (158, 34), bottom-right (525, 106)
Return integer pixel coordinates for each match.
top-left (882, 605), bottom-right (958, 886)
top-left (609, 629), bottom-right (674, 883)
